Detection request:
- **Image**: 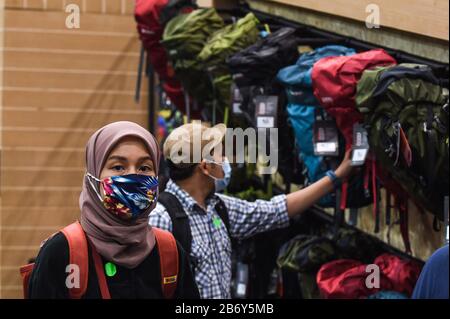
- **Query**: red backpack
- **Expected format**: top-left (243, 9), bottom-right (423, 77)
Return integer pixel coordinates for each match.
top-left (20, 222), bottom-right (179, 299)
top-left (311, 50), bottom-right (401, 238)
top-left (311, 50), bottom-right (417, 254)
top-left (134, 0), bottom-right (196, 113)
top-left (312, 49), bottom-right (397, 151)
top-left (374, 253), bottom-right (422, 296)
top-left (317, 254), bottom-right (422, 299)
top-left (316, 259), bottom-right (393, 299)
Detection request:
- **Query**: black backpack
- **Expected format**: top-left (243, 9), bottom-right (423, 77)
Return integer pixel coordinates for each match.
top-left (226, 28), bottom-right (304, 188)
top-left (227, 27), bottom-right (300, 90)
top-left (157, 191), bottom-right (231, 254)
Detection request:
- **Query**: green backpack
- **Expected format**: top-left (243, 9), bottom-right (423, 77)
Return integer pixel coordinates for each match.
top-left (161, 8), bottom-right (225, 114)
top-left (356, 63), bottom-right (449, 219)
top-left (197, 12), bottom-right (260, 124)
top-left (277, 235), bottom-right (338, 273)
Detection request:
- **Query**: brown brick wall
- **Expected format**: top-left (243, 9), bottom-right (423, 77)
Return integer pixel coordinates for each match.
top-left (1, 1), bottom-right (148, 298)
top-left (5, 0), bottom-right (135, 15)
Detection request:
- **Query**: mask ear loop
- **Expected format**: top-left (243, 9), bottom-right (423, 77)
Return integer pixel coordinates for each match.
top-left (204, 159), bottom-right (231, 188)
top-left (201, 159), bottom-right (219, 183)
top-left (204, 157), bottom-right (227, 167)
top-left (85, 172), bottom-right (104, 202)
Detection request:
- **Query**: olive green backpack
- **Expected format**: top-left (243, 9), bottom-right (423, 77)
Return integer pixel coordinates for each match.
top-left (162, 8), bottom-right (225, 117)
top-left (198, 12), bottom-right (260, 124)
top-left (356, 63), bottom-right (449, 219)
top-left (162, 10), bottom-right (260, 124)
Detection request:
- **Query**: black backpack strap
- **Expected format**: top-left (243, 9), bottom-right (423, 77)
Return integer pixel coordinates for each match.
top-left (214, 198), bottom-right (231, 238)
top-left (158, 192), bottom-right (192, 254)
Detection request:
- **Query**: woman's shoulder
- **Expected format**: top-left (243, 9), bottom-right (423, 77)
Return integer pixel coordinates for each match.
top-left (28, 231), bottom-right (72, 298)
top-left (36, 231), bottom-right (70, 263)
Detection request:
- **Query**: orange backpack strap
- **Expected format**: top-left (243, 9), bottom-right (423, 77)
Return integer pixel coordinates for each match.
top-left (19, 263), bottom-right (35, 299)
top-left (60, 221), bottom-right (89, 299)
top-left (20, 221), bottom-right (89, 299)
top-left (89, 239), bottom-right (111, 299)
top-left (153, 227), bottom-right (179, 299)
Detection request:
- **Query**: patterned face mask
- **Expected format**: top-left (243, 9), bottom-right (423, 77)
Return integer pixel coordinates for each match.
top-left (86, 173), bottom-right (159, 220)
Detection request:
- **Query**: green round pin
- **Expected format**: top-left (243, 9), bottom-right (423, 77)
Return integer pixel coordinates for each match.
top-left (213, 216), bottom-right (222, 228)
top-left (105, 262), bottom-right (117, 277)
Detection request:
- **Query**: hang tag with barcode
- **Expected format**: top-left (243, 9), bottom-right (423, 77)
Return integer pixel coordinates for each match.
top-left (313, 120), bottom-right (339, 156)
top-left (231, 83), bottom-right (243, 114)
top-left (234, 262), bottom-right (249, 299)
top-left (351, 124), bottom-right (370, 166)
top-left (254, 95), bottom-right (278, 128)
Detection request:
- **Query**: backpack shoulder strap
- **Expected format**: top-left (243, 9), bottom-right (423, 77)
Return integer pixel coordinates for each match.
top-left (60, 221), bottom-right (89, 299)
top-left (153, 227), bottom-right (179, 299)
top-left (19, 263), bottom-right (34, 299)
top-left (89, 238), bottom-right (111, 299)
top-left (19, 222), bottom-right (88, 299)
top-left (158, 191), bottom-right (193, 254)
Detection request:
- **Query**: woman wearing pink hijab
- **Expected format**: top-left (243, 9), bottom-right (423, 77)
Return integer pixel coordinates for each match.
top-left (28, 122), bottom-right (199, 299)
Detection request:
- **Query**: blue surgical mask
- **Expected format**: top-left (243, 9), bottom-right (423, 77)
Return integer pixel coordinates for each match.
top-left (206, 158), bottom-right (232, 193)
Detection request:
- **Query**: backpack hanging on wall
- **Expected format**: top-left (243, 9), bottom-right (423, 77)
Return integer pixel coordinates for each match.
top-left (228, 27), bottom-right (300, 90)
top-left (228, 27), bottom-right (300, 121)
top-left (134, 0), bottom-right (197, 113)
top-left (197, 12), bottom-right (261, 124)
top-left (312, 49), bottom-right (397, 151)
top-left (311, 49), bottom-right (397, 230)
top-left (356, 63), bottom-right (449, 220)
top-left (278, 45), bottom-right (356, 207)
top-left (227, 27), bottom-right (304, 186)
top-left (161, 8), bottom-right (225, 119)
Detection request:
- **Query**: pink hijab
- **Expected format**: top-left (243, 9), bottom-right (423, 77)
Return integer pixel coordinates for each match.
top-left (79, 121), bottom-right (161, 269)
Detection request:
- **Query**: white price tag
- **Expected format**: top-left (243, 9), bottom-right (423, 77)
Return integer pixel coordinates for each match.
top-left (237, 283), bottom-right (246, 296)
top-left (352, 148), bottom-right (368, 162)
top-left (316, 142), bottom-right (337, 153)
top-left (233, 103), bottom-right (243, 114)
top-left (257, 116), bottom-right (275, 128)
top-left (259, 102), bottom-right (267, 115)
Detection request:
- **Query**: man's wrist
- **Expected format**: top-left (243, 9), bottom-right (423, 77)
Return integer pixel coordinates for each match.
top-left (326, 170), bottom-right (341, 188)
top-left (334, 167), bottom-right (343, 179)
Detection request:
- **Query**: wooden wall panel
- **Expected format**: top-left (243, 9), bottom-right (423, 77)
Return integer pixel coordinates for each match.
top-left (2, 207), bottom-right (80, 227)
top-left (3, 71), bottom-right (138, 91)
top-left (2, 148), bottom-right (85, 167)
top-left (3, 91), bottom-right (143, 109)
top-left (268, 0), bottom-right (449, 41)
top-left (1, 3), bottom-right (5, 300)
top-left (3, 109), bottom-right (146, 128)
top-left (1, 4), bottom-right (149, 298)
top-left (3, 50), bottom-right (140, 72)
top-left (5, 0), bottom-right (134, 15)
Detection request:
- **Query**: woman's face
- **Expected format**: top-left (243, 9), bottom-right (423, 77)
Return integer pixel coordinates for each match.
top-left (100, 136), bottom-right (156, 180)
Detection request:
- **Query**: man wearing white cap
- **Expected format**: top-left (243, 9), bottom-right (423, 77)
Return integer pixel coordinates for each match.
top-left (150, 121), bottom-right (352, 299)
